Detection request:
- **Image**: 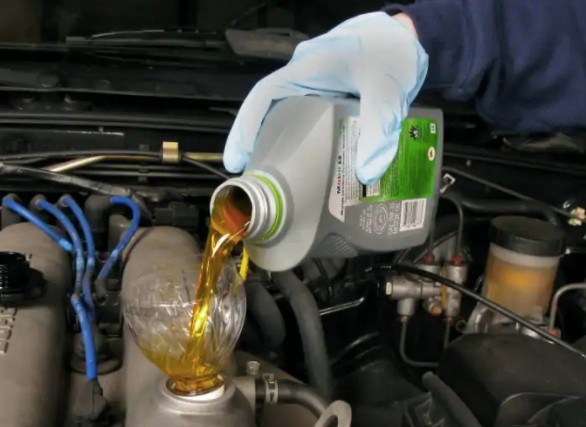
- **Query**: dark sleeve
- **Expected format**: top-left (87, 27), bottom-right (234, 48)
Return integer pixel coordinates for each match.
top-left (384, 0), bottom-right (586, 133)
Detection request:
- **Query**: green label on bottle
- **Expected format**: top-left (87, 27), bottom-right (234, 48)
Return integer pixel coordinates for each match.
top-left (328, 116), bottom-right (438, 232)
top-left (360, 118), bottom-right (438, 202)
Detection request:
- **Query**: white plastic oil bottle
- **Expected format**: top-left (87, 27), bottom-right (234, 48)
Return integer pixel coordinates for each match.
top-left (212, 96), bottom-right (443, 271)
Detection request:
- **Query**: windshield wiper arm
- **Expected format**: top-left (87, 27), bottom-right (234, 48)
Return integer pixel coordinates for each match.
top-left (67, 29), bottom-right (227, 49)
top-left (67, 28), bottom-right (308, 61)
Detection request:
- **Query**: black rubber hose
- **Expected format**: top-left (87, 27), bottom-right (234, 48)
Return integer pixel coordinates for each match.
top-left (422, 373), bottom-right (483, 427)
top-left (275, 380), bottom-right (329, 417)
top-left (442, 166), bottom-right (573, 220)
top-left (455, 195), bottom-right (561, 226)
top-left (272, 271), bottom-right (333, 399)
top-left (245, 275), bottom-right (286, 351)
top-left (83, 195), bottom-right (110, 251)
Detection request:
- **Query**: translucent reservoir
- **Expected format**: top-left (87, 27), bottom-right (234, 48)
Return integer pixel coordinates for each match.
top-left (484, 216), bottom-right (565, 320)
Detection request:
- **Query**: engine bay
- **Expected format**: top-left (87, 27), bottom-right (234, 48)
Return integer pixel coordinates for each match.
top-left (0, 38), bottom-right (584, 424)
top-left (0, 109), bottom-right (585, 427)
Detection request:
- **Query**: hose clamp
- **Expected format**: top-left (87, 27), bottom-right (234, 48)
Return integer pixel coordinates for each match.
top-left (262, 373), bottom-right (278, 405)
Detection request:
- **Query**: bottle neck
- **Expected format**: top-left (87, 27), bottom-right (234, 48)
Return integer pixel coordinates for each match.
top-left (210, 173), bottom-right (284, 242)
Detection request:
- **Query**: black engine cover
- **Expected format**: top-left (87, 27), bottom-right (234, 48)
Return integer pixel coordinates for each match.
top-left (437, 334), bottom-right (586, 427)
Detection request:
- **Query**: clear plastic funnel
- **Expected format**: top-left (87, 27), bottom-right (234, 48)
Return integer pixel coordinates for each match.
top-left (122, 255), bottom-right (245, 395)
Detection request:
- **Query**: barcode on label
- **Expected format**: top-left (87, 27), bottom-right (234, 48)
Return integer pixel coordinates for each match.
top-left (400, 199), bottom-right (426, 231)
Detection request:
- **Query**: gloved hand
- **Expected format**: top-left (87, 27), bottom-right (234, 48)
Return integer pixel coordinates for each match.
top-left (223, 12), bottom-right (428, 185)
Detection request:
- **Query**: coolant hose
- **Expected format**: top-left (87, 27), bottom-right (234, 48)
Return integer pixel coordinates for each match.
top-left (2, 196), bottom-right (73, 252)
top-left (422, 373), bottom-right (482, 427)
top-left (96, 196), bottom-right (140, 295)
top-left (62, 196), bottom-right (96, 316)
top-left (272, 271), bottom-right (333, 399)
top-left (245, 275), bottom-right (286, 350)
top-left (253, 377), bottom-right (329, 417)
top-left (275, 380), bottom-right (329, 417)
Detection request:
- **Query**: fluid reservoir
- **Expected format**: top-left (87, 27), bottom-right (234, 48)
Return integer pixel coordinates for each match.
top-left (484, 216), bottom-right (565, 320)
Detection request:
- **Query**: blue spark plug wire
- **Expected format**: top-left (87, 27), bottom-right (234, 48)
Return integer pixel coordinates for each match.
top-left (35, 199), bottom-right (85, 294)
top-left (61, 196), bottom-right (96, 317)
top-left (96, 196), bottom-right (140, 282)
top-left (70, 294), bottom-right (98, 381)
top-left (28, 199), bottom-right (98, 382)
top-left (2, 196), bottom-right (73, 253)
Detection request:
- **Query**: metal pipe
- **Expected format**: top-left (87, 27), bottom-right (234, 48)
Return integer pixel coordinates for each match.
top-left (440, 192), bottom-right (464, 258)
top-left (184, 152), bottom-right (223, 163)
top-left (45, 152), bottom-right (223, 173)
top-left (399, 316), bottom-right (438, 369)
top-left (548, 283), bottom-right (586, 333)
top-left (46, 155), bottom-right (148, 172)
top-left (319, 295), bottom-right (367, 316)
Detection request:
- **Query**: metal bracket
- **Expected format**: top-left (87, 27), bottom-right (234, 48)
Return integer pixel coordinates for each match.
top-left (162, 141), bottom-right (181, 165)
top-left (440, 173), bottom-right (456, 194)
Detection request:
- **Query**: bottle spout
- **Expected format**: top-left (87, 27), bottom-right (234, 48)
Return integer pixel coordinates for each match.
top-left (210, 174), bottom-right (284, 243)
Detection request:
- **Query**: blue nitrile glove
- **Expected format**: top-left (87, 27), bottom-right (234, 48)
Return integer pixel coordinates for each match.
top-left (224, 11), bottom-right (428, 185)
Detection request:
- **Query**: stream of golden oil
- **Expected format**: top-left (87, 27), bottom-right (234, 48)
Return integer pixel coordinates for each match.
top-left (142, 187), bottom-right (251, 395)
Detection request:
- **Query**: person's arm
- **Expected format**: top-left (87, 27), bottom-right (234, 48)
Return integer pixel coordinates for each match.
top-left (385, 0), bottom-right (586, 132)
